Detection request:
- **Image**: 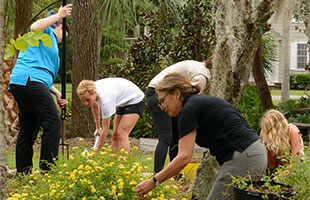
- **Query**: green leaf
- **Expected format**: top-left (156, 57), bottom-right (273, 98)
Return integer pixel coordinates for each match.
top-left (4, 45), bottom-right (15, 60)
top-left (41, 33), bottom-right (52, 48)
top-left (15, 37), bottom-right (29, 52)
top-left (23, 32), bottom-right (36, 46)
top-left (33, 29), bottom-right (43, 40)
top-left (10, 38), bottom-right (15, 44)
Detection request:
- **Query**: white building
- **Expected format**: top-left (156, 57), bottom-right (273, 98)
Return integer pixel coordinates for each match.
top-left (266, 15), bottom-right (309, 85)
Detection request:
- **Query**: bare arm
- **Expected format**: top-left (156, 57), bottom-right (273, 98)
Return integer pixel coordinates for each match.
top-left (135, 130), bottom-right (196, 195)
top-left (91, 103), bottom-right (101, 130)
top-left (97, 117), bottom-right (111, 150)
top-left (91, 103), bottom-right (111, 150)
top-left (50, 85), bottom-right (68, 109)
top-left (289, 125), bottom-right (302, 155)
top-left (30, 4), bottom-right (73, 32)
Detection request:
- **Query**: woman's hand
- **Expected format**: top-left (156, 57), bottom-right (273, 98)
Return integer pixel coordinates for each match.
top-left (57, 4), bottom-right (73, 19)
top-left (93, 128), bottom-right (101, 137)
top-left (135, 178), bottom-right (155, 196)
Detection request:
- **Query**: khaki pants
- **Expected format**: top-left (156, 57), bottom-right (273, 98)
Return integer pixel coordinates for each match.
top-left (207, 139), bottom-right (267, 200)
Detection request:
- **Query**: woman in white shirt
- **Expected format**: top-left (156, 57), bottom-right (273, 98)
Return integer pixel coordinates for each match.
top-left (77, 78), bottom-right (145, 152)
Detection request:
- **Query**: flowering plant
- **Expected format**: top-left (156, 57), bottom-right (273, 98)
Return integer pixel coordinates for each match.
top-left (7, 140), bottom-right (190, 200)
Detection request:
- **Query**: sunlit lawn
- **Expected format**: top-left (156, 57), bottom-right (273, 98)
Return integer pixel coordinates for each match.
top-left (270, 89), bottom-right (310, 96)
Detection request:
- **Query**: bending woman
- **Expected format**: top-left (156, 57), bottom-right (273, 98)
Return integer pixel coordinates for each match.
top-left (260, 109), bottom-right (305, 171)
top-left (146, 60), bottom-right (210, 173)
top-left (77, 78), bottom-right (145, 152)
top-left (136, 73), bottom-right (267, 199)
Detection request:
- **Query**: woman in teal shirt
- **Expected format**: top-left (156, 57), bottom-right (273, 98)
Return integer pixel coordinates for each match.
top-left (9, 4), bottom-right (72, 174)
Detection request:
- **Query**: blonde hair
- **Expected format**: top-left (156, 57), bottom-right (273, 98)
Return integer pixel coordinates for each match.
top-left (77, 80), bottom-right (97, 96)
top-left (156, 73), bottom-right (199, 99)
top-left (260, 109), bottom-right (290, 155)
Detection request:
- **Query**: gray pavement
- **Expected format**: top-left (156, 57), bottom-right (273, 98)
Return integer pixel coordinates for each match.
top-left (272, 95), bottom-right (304, 100)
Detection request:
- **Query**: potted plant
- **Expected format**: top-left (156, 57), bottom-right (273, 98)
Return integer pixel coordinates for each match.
top-left (232, 175), bottom-right (296, 200)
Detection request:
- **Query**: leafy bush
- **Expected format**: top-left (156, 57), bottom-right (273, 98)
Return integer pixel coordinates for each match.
top-left (276, 96), bottom-right (310, 123)
top-left (272, 147), bottom-right (310, 200)
top-left (7, 142), bottom-right (188, 200)
top-left (290, 74), bottom-right (310, 90)
top-left (237, 85), bottom-right (266, 133)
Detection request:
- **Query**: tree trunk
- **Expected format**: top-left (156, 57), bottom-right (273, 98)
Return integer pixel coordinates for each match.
top-left (304, 18), bottom-right (310, 72)
top-left (71, 0), bottom-right (102, 138)
top-left (13, 0), bottom-right (33, 60)
top-left (280, 9), bottom-right (292, 102)
top-left (210, 0), bottom-right (276, 107)
top-left (192, 150), bottom-right (219, 200)
top-left (194, 0), bottom-right (278, 198)
top-left (0, 0), bottom-right (7, 198)
top-left (252, 41), bottom-right (274, 110)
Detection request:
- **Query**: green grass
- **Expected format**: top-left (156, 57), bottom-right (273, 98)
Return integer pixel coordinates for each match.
top-left (270, 90), bottom-right (310, 96)
top-left (54, 83), bottom-right (72, 98)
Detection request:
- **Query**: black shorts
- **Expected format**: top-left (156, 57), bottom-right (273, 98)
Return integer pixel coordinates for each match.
top-left (116, 98), bottom-right (145, 118)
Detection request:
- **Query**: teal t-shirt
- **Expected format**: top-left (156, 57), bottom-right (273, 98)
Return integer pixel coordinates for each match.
top-left (9, 26), bottom-right (59, 90)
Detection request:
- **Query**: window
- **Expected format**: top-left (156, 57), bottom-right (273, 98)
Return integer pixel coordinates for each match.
top-left (297, 43), bottom-right (308, 69)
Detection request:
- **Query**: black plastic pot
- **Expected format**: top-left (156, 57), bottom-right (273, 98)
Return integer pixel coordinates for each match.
top-left (233, 181), bottom-right (296, 200)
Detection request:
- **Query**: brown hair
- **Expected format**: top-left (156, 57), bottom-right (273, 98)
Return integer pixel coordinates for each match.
top-left (55, 21), bottom-right (70, 34)
top-left (156, 73), bottom-right (199, 100)
top-left (77, 80), bottom-right (97, 96)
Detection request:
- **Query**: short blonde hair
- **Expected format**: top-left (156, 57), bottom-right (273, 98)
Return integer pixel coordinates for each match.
top-left (156, 73), bottom-right (199, 99)
top-left (77, 80), bottom-right (97, 96)
top-left (260, 109), bottom-right (290, 155)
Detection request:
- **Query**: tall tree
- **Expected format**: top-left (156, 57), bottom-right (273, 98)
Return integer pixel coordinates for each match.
top-left (210, 0), bottom-right (279, 107)
top-left (294, 0), bottom-right (310, 72)
top-left (279, 0), bottom-right (296, 102)
top-left (252, 40), bottom-right (274, 110)
top-left (0, 0), bottom-right (7, 198)
top-left (2, 0), bottom-right (33, 145)
top-left (13, 0), bottom-right (33, 59)
top-left (194, 1), bottom-right (280, 198)
top-left (70, 0), bottom-right (102, 137)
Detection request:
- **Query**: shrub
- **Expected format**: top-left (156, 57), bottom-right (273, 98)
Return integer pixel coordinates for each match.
top-left (272, 147), bottom-right (310, 200)
top-left (7, 142), bottom-right (188, 200)
top-left (290, 74), bottom-right (310, 90)
top-left (237, 85), bottom-right (266, 133)
top-left (276, 96), bottom-right (310, 123)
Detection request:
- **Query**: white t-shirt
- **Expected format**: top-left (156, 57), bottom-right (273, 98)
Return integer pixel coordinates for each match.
top-left (149, 60), bottom-right (211, 93)
top-left (95, 78), bottom-right (144, 118)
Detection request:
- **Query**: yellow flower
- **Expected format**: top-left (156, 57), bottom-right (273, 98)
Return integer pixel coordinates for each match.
top-left (33, 176), bottom-right (38, 180)
top-left (49, 190), bottom-right (56, 196)
top-left (63, 163), bottom-right (67, 167)
top-left (129, 181), bottom-right (137, 185)
top-left (79, 138), bottom-right (84, 142)
top-left (146, 157), bottom-right (152, 161)
top-left (182, 198), bottom-right (187, 200)
top-left (69, 155), bottom-right (75, 160)
top-left (99, 197), bottom-right (106, 200)
top-left (147, 191), bottom-right (152, 196)
top-left (82, 197), bottom-right (86, 200)
top-left (133, 146), bottom-right (138, 150)
top-left (12, 194), bottom-right (21, 198)
top-left (91, 185), bottom-right (96, 193)
top-left (72, 146), bottom-right (78, 150)
top-left (117, 193), bottom-right (123, 197)
top-left (120, 149), bottom-right (125, 153)
top-left (165, 185), bottom-right (170, 190)
top-left (132, 187), bottom-right (136, 191)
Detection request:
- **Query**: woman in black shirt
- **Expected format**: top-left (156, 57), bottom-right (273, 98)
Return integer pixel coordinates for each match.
top-left (136, 73), bottom-right (267, 199)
